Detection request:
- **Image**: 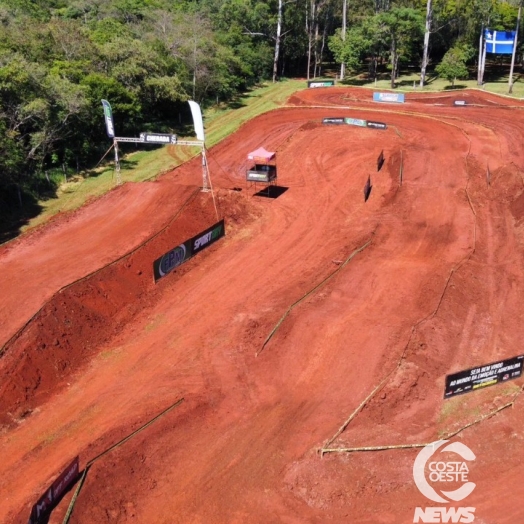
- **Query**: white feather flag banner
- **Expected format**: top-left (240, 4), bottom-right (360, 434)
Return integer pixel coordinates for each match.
top-left (188, 101), bottom-right (205, 141)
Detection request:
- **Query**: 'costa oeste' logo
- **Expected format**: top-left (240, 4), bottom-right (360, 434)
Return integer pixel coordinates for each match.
top-left (413, 440), bottom-right (476, 503)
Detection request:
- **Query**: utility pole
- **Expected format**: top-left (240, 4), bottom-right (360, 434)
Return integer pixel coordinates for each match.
top-left (477, 25), bottom-right (484, 85)
top-left (480, 30), bottom-right (487, 86)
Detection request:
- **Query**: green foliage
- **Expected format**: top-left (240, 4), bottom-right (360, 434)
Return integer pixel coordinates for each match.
top-left (374, 7), bottom-right (425, 59)
top-left (0, 0), bottom-right (52, 21)
top-left (330, 7), bottom-right (424, 84)
top-left (435, 46), bottom-right (470, 86)
top-left (89, 18), bottom-right (130, 45)
top-left (496, 1), bottom-right (518, 28)
top-left (329, 26), bottom-right (373, 73)
top-left (3, 0), bottom-right (522, 233)
top-left (0, 121), bottom-right (24, 185)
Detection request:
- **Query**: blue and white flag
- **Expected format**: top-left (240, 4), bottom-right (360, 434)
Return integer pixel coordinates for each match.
top-left (485, 30), bottom-right (516, 54)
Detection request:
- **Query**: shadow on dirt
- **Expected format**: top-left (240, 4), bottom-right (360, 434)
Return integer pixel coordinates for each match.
top-left (364, 176), bottom-right (372, 202)
top-left (253, 186), bottom-right (288, 199)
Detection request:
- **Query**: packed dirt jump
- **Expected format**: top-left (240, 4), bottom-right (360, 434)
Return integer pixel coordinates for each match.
top-left (2, 86), bottom-right (524, 523)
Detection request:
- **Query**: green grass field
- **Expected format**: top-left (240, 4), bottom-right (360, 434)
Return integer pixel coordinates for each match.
top-left (346, 70), bottom-right (524, 98)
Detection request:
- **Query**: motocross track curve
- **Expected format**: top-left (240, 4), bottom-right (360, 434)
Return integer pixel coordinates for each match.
top-left (1, 86), bottom-right (524, 523)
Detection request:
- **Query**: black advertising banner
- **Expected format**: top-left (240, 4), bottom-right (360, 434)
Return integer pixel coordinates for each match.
top-left (141, 133), bottom-right (177, 144)
top-left (29, 457), bottom-right (79, 524)
top-left (322, 117), bottom-right (345, 125)
top-left (444, 355), bottom-right (524, 398)
top-left (153, 240), bottom-right (191, 281)
top-left (367, 121), bottom-right (388, 130)
top-left (30, 487), bottom-right (53, 524)
top-left (51, 456), bottom-right (80, 501)
top-left (153, 220), bottom-right (225, 282)
top-left (191, 219), bottom-right (225, 256)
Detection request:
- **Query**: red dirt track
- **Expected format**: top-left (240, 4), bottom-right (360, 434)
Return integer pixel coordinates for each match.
top-left (2, 87), bottom-right (524, 523)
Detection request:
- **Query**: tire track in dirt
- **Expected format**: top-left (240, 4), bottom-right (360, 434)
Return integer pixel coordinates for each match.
top-left (3, 88), bottom-right (524, 523)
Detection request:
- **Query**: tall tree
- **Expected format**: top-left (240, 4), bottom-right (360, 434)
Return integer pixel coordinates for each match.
top-left (374, 8), bottom-right (424, 88)
top-left (420, 0), bottom-right (432, 87)
top-left (340, 0), bottom-right (347, 78)
top-left (156, 11), bottom-right (219, 100)
top-left (307, 0), bottom-right (329, 79)
top-left (435, 46), bottom-right (470, 86)
top-left (273, 0), bottom-right (283, 81)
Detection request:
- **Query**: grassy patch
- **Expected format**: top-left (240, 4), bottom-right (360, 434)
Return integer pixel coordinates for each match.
top-left (344, 70), bottom-right (524, 98)
top-left (205, 79), bottom-right (304, 146)
top-left (437, 383), bottom-right (521, 437)
top-left (99, 346), bottom-right (125, 361)
top-left (144, 313), bottom-right (166, 333)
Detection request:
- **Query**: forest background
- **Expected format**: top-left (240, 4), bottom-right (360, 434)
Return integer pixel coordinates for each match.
top-left (0, 0), bottom-right (521, 237)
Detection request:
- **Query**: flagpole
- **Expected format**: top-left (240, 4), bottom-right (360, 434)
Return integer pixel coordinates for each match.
top-left (478, 24), bottom-right (484, 85)
top-left (509, 1), bottom-right (522, 94)
top-left (480, 18), bottom-right (491, 86)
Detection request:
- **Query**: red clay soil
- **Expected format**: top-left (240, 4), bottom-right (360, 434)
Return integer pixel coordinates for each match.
top-left (1, 87), bottom-right (524, 524)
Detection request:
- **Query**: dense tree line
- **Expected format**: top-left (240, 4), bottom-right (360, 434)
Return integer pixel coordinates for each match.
top-left (0, 0), bottom-right (521, 227)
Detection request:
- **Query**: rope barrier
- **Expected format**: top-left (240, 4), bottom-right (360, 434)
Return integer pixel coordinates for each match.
top-left (61, 467), bottom-right (89, 523)
top-left (94, 143), bottom-right (115, 169)
top-left (62, 398), bottom-right (184, 524)
top-left (320, 117), bottom-right (484, 456)
top-left (203, 148), bottom-right (220, 222)
top-left (0, 187), bottom-right (201, 357)
top-left (321, 395), bottom-right (520, 455)
top-left (256, 235), bottom-right (375, 357)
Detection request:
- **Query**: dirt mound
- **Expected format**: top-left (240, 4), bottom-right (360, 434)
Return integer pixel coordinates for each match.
top-left (0, 188), bottom-right (256, 427)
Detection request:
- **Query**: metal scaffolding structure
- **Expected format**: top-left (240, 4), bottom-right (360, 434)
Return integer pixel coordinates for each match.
top-left (103, 99), bottom-right (207, 190)
top-left (112, 136), bottom-right (205, 187)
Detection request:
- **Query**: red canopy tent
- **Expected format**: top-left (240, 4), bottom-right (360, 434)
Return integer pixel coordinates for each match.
top-left (247, 147), bottom-right (275, 163)
top-left (246, 147), bottom-right (277, 187)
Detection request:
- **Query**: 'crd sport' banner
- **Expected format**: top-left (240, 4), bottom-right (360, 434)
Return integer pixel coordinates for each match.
top-left (367, 121), bottom-right (387, 130)
top-left (322, 117), bottom-right (345, 125)
top-left (101, 99), bottom-right (115, 138)
top-left (485, 29), bottom-right (516, 54)
top-left (153, 220), bottom-right (225, 282)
